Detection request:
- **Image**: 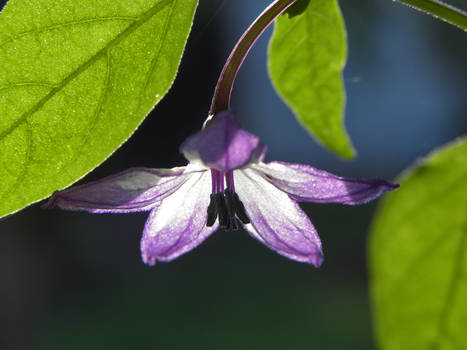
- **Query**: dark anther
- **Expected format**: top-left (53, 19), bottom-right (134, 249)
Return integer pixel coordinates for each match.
top-left (207, 190), bottom-right (249, 230)
top-left (206, 194), bottom-right (218, 227)
top-left (224, 188), bottom-right (250, 225)
top-left (230, 218), bottom-right (238, 231)
top-left (217, 194), bottom-right (230, 229)
top-left (207, 193), bottom-right (230, 228)
top-left (233, 196), bottom-right (250, 224)
top-left (224, 188), bottom-right (236, 218)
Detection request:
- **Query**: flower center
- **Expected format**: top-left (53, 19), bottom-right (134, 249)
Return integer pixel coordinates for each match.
top-left (206, 170), bottom-right (250, 230)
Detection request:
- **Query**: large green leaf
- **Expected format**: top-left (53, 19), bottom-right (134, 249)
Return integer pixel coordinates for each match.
top-left (268, 0), bottom-right (354, 159)
top-left (0, 0), bottom-right (197, 218)
top-left (369, 137), bottom-right (467, 350)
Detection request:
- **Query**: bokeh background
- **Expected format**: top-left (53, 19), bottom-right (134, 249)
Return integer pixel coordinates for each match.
top-left (1, 0), bottom-right (466, 349)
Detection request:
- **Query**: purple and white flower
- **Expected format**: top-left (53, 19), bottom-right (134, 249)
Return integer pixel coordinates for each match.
top-left (44, 111), bottom-right (398, 267)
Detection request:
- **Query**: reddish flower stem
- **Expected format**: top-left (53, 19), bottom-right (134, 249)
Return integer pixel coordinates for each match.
top-left (209, 0), bottom-right (297, 116)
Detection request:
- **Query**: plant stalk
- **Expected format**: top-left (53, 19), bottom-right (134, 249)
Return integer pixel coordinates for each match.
top-left (397, 0), bottom-right (467, 30)
top-left (209, 0), bottom-right (298, 116)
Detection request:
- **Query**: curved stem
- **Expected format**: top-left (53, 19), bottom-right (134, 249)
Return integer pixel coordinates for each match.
top-left (209, 0), bottom-right (297, 116)
top-left (398, 0), bottom-right (467, 30)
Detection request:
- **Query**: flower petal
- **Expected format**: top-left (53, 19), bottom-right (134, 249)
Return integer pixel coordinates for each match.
top-left (140, 170), bottom-right (216, 265)
top-left (234, 168), bottom-right (324, 267)
top-left (43, 167), bottom-right (197, 213)
top-left (180, 110), bottom-right (266, 172)
top-left (252, 161), bottom-right (399, 205)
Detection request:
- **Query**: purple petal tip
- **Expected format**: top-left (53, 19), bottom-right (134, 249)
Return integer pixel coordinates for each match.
top-left (311, 253), bottom-right (324, 268)
top-left (377, 180), bottom-right (400, 194)
top-left (142, 254), bottom-right (157, 266)
top-left (42, 192), bottom-right (58, 209)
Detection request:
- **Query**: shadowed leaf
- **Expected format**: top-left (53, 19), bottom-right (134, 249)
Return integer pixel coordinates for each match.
top-left (285, 0), bottom-right (311, 18)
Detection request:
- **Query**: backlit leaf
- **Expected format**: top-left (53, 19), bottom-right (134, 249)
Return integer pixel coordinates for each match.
top-left (0, 0), bottom-right (198, 218)
top-left (268, 0), bottom-right (354, 158)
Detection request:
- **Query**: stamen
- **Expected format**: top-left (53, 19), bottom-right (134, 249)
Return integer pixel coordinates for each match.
top-left (211, 169), bottom-right (224, 193)
top-left (217, 193), bottom-right (230, 229)
top-left (206, 193), bottom-right (218, 227)
top-left (207, 171), bottom-right (249, 229)
top-left (225, 171), bottom-right (235, 190)
top-left (224, 187), bottom-right (236, 218)
top-left (233, 195), bottom-right (250, 224)
top-left (224, 188), bottom-right (250, 225)
top-left (217, 170), bottom-right (224, 192)
top-left (230, 218), bottom-right (238, 231)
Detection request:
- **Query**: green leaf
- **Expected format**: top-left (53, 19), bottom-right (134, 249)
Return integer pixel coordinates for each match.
top-left (369, 137), bottom-right (467, 350)
top-left (268, 0), bottom-right (354, 159)
top-left (0, 0), bottom-right (198, 218)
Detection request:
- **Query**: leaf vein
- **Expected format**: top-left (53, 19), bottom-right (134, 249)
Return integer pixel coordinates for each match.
top-left (0, 0), bottom-right (173, 144)
top-left (0, 16), bottom-right (138, 49)
top-left (276, 36), bottom-right (308, 82)
top-left (142, 0), bottom-right (177, 93)
top-left (0, 82), bottom-right (56, 92)
top-left (272, 15), bottom-right (305, 48)
top-left (66, 53), bottom-right (112, 176)
top-left (0, 122), bottom-right (33, 201)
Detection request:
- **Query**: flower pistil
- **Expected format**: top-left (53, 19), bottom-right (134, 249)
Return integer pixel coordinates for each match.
top-left (207, 169), bottom-right (250, 230)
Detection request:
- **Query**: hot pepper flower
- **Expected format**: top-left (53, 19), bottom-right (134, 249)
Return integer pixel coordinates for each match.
top-left (44, 111), bottom-right (398, 267)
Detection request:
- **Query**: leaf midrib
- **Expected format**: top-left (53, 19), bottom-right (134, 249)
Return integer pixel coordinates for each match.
top-left (0, 0), bottom-right (173, 142)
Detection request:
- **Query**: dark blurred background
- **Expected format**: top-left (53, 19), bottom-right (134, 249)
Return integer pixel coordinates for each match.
top-left (1, 0), bottom-right (466, 349)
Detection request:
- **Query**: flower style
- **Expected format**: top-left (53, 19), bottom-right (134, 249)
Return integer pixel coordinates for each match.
top-left (44, 111), bottom-right (398, 267)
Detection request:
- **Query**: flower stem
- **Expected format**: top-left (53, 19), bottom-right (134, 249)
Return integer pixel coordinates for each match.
top-left (397, 0), bottom-right (467, 30)
top-left (209, 0), bottom-right (297, 116)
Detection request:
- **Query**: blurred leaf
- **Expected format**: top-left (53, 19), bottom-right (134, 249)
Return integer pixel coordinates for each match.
top-left (369, 137), bottom-right (467, 350)
top-left (268, 0), bottom-right (354, 159)
top-left (0, 0), bottom-right (197, 218)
